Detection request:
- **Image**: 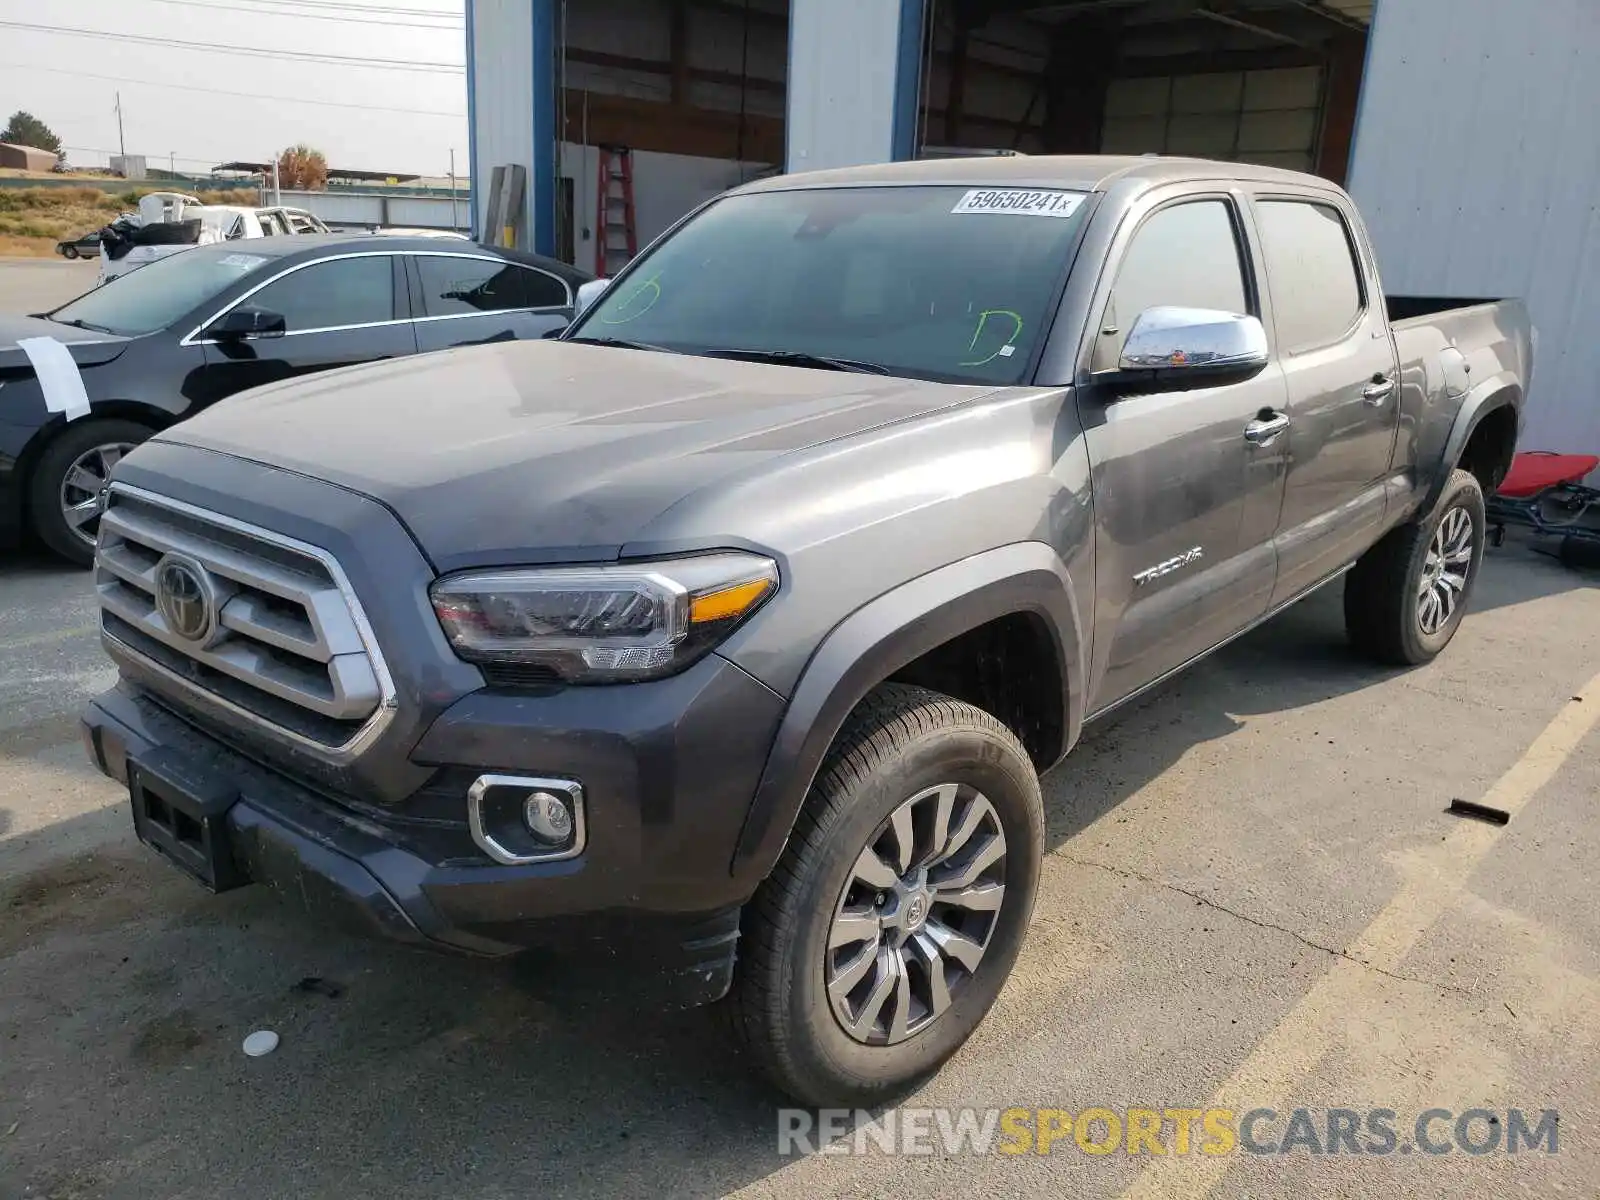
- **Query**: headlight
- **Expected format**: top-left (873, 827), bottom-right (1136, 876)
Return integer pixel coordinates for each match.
top-left (430, 551), bottom-right (778, 683)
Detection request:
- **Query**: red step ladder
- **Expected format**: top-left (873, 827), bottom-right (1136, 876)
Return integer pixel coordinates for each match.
top-left (595, 145), bottom-right (638, 276)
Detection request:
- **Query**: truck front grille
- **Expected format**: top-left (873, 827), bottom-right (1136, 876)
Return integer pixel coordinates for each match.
top-left (94, 486), bottom-right (395, 755)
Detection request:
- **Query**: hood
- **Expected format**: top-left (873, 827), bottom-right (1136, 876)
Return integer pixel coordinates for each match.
top-left (157, 340), bottom-right (994, 570)
top-left (0, 315), bottom-right (131, 372)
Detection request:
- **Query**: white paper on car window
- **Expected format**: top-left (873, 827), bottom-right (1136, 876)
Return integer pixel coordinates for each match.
top-left (17, 337), bottom-right (91, 422)
top-left (219, 253), bottom-right (268, 268)
top-left (951, 189), bottom-right (1084, 218)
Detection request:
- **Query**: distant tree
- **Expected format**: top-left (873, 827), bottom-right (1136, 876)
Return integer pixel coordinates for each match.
top-left (276, 143), bottom-right (329, 190)
top-left (1, 110), bottom-right (66, 164)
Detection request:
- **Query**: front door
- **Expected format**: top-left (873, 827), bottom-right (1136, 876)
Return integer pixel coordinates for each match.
top-left (1080, 192), bottom-right (1291, 713)
top-left (196, 254), bottom-right (416, 403)
top-left (1252, 193), bottom-right (1401, 603)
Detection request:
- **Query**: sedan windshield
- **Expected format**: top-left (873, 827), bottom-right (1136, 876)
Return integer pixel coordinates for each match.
top-left (570, 184), bottom-right (1090, 385)
top-left (49, 244), bottom-right (287, 337)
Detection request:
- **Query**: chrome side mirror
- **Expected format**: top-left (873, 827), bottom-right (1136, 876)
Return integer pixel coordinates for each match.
top-left (574, 278), bottom-right (610, 318)
top-left (1103, 306), bottom-right (1269, 393)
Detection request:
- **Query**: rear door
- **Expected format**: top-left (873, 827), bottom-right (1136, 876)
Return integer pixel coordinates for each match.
top-left (195, 252), bottom-right (417, 401)
top-left (1250, 191), bottom-right (1401, 603)
top-left (1079, 188), bottom-right (1291, 712)
top-left (409, 253), bottom-right (573, 351)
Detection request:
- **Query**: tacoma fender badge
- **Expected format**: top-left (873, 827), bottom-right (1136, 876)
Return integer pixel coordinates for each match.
top-left (1133, 546), bottom-right (1203, 587)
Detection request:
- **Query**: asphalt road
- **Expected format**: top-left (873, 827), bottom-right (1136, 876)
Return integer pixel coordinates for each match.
top-left (3, 259), bottom-right (1600, 1199)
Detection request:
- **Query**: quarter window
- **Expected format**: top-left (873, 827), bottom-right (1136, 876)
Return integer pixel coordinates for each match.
top-left (1255, 200), bottom-right (1364, 353)
top-left (246, 256), bottom-right (395, 331)
top-left (416, 256), bottom-right (568, 316)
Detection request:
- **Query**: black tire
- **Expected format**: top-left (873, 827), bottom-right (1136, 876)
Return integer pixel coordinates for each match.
top-left (61, 246), bottom-right (79, 259)
top-left (1345, 468), bottom-right (1486, 665)
top-left (28, 418), bottom-right (154, 567)
top-left (727, 683), bottom-right (1044, 1107)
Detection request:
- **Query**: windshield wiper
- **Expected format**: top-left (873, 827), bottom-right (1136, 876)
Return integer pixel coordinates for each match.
top-left (698, 348), bottom-right (891, 375)
top-left (563, 334), bottom-right (680, 354)
top-left (50, 317), bottom-right (116, 334)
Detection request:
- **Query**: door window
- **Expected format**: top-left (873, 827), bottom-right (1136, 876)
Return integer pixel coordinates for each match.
top-left (416, 255), bottom-right (569, 316)
top-left (1255, 200), bottom-right (1364, 353)
top-left (1099, 199), bottom-right (1250, 369)
top-left (245, 256), bottom-right (395, 332)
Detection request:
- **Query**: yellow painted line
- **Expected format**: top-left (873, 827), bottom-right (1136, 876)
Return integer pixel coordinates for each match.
top-left (0, 624), bottom-right (96, 652)
top-left (1118, 670), bottom-right (1600, 1200)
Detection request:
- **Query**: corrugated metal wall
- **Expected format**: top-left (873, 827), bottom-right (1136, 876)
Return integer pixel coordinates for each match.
top-left (1348, 0), bottom-right (1600, 458)
top-left (468, 0), bottom-right (536, 244)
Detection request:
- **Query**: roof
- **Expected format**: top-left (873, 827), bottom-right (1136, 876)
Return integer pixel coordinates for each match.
top-left (184, 233), bottom-right (593, 282)
top-left (212, 161), bottom-right (421, 183)
top-left (735, 154), bottom-right (1332, 196)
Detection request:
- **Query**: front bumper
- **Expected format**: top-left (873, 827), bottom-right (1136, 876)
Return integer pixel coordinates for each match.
top-left (83, 653), bottom-right (785, 1005)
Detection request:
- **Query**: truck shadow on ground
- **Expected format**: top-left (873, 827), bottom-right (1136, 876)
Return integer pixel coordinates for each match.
top-left (0, 539), bottom-right (1590, 1200)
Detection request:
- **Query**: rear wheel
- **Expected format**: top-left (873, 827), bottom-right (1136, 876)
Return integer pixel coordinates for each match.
top-left (727, 684), bottom-right (1043, 1106)
top-left (28, 419), bottom-right (153, 566)
top-left (1345, 468), bottom-right (1486, 665)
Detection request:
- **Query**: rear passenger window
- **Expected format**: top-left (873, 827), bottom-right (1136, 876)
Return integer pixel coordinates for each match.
top-left (417, 256), bottom-right (569, 316)
top-left (1256, 200), bottom-right (1364, 353)
top-left (1101, 200), bottom-right (1249, 368)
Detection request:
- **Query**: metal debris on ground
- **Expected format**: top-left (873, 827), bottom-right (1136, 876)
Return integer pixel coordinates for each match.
top-left (242, 1030), bottom-right (280, 1058)
top-left (1447, 798), bottom-right (1511, 826)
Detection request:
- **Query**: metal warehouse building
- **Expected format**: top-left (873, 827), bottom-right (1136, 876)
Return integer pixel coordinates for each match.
top-left (466, 0), bottom-right (1599, 457)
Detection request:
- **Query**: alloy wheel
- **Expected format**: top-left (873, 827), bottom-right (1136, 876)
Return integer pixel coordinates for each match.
top-left (1418, 506), bottom-right (1474, 635)
top-left (59, 442), bottom-right (132, 550)
top-left (825, 782), bottom-right (1008, 1045)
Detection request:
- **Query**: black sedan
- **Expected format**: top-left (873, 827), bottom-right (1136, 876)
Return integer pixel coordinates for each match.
top-left (55, 231), bottom-right (102, 259)
top-left (1, 234), bottom-right (590, 564)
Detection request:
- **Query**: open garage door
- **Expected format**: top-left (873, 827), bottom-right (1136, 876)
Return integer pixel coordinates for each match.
top-left (469, 0), bottom-right (788, 271)
top-left (917, 0), bottom-right (1372, 182)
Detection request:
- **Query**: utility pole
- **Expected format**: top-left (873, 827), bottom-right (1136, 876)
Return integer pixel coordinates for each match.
top-left (449, 148), bottom-right (459, 231)
top-left (114, 91), bottom-right (126, 160)
top-left (169, 150), bottom-right (175, 179)
top-left (272, 154), bottom-right (281, 205)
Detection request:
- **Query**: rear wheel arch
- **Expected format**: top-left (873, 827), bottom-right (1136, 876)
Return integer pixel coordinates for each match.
top-left (1456, 392), bottom-right (1519, 495)
top-left (728, 542), bottom-right (1084, 889)
top-left (1429, 382), bottom-right (1521, 512)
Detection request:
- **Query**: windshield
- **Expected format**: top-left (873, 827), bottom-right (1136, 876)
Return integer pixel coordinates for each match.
top-left (570, 184), bottom-right (1090, 384)
top-left (49, 245), bottom-right (283, 336)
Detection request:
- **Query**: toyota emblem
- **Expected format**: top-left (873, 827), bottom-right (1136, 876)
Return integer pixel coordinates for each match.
top-left (154, 554), bottom-right (216, 644)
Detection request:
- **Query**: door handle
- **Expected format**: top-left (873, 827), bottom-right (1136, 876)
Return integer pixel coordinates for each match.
top-left (1244, 411), bottom-right (1290, 446)
top-left (1362, 376), bottom-right (1396, 405)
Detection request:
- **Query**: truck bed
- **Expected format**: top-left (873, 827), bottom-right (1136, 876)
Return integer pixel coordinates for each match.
top-left (1386, 294), bottom-right (1505, 324)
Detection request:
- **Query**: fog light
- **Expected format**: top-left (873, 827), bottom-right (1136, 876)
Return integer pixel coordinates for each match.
top-left (466, 775), bottom-right (585, 865)
top-left (524, 791), bottom-right (573, 843)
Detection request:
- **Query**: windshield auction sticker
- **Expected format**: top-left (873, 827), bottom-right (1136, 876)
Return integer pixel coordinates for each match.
top-left (951, 189), bottom-right (1084, 218)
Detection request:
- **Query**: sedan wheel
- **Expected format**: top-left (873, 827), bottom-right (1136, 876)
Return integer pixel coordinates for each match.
top-left (827, 783), bottom-right (1007, 1045)
top-left (59, 442), bottom-right (132, 552)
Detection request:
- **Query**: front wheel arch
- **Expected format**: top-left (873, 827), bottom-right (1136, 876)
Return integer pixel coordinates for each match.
top-left (22, 412), bottom-right (164, 563)
top-left (728, 542), bottom-right (1085, 888)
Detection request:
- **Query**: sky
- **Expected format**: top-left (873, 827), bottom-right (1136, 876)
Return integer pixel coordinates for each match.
top-left (0, 0), bottom-right (469, 178)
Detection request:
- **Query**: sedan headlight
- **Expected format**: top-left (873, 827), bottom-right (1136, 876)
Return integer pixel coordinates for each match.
top-left (430, 551), bottom-right (779, 683)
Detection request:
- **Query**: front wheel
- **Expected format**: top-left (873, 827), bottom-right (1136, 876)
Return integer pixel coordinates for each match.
top-left (28, 419), bottom-right (153, 566)
top-left (1345, 467), bottom-right (1486, 665)
top-left (727, 684), bottom-right (1044, 1106)
top-left (61, 246), bottom-right (79, 259)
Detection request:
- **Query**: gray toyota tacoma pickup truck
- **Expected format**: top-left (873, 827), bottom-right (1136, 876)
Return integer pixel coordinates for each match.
top-left (82, 156), bottom-right (1531, 1105)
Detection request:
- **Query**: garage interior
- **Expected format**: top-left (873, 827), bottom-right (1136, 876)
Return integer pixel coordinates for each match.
top-left (477, 0), bottom-right (1375, 271)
